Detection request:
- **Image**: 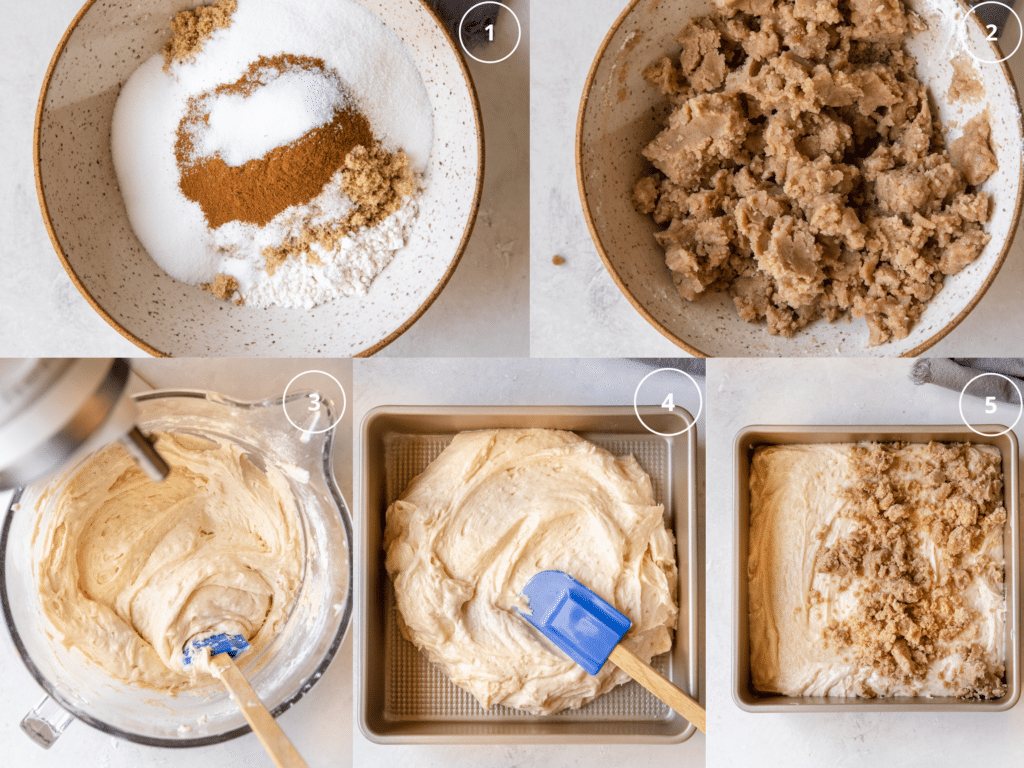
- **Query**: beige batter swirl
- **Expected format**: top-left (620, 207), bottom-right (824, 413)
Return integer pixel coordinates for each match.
top-left (36, 431), bottom-right (302, 692)
top-left (384, 429), bottom-right (678, 715)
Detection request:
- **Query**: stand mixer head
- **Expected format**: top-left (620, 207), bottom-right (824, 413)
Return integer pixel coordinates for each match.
top-left (0, 359), bottom-right (169, 490)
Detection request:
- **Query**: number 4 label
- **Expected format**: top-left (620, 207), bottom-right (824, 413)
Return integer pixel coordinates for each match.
top-left (662, 393), bottom-right (675, 412)
top-left (986, 396), bottom-right (997, 414)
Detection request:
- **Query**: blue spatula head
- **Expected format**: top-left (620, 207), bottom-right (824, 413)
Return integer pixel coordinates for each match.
top-left (516, 570), bottom-right (631, 675)
top-left (182, 633), bottom-right (250, 666)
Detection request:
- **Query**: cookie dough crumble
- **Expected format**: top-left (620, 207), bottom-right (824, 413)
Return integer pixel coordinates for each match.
top-left (634, 0), bottom-right (999, 346)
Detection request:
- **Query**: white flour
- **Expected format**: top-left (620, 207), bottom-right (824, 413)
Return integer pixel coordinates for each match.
top-left (218, 191), bottom-right (418, 309)
top-left (110, 0), bottom-right (434, 308)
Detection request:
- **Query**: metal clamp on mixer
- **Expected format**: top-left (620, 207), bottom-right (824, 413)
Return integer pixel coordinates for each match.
top-left (0, 358), bottom-right (170, 491)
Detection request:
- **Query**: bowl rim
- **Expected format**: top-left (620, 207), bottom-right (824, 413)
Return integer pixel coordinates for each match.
top-left (575, 0), bottom-right (1024, 358)
top-left (0, 388), bottom-right (355, 748)
top-left (33, 0), bottom-right (485, 358)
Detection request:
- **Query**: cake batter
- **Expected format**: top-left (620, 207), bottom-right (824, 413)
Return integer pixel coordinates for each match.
top-left (36, 431), bottom-right (303, 692)
top-left (384, 429), bottom-right (678, 715)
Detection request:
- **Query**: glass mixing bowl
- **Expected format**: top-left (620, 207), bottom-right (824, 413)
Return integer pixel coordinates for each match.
top-left (1, 389), bottom-right (353, 747)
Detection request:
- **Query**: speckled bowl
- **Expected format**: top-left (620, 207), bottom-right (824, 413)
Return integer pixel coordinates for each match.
top-left (35, 0), bottom-right (483, 357)
top-left (578, 0), bottom-right (1024, 357)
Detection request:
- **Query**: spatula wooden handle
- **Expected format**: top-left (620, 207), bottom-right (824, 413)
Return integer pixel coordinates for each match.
top-left (608, 643), bottom-right (706, 734)
top-left (209, 654), bottom-right (309, 768)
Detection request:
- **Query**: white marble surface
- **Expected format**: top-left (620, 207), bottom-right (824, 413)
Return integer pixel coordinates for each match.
top-left (530, 0), bottom-right (1024, 358)
top-left (352, 357), bottom-right (706, 768)
top-left (706, 358), bottom-right (1024, 766)
top-left (0, 0), bottom-right (528, 358)
top-left (0, 359), bottom-right (354, 768)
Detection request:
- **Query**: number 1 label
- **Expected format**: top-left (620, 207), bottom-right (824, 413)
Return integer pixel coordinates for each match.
top-left (486, 23), bottom-right (494, 41)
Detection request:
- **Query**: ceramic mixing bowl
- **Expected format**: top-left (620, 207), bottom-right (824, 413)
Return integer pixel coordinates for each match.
top-left (35, 0), bottom-right (483, 357)
top-left (1, 389), bottom-right (353, 747)
top-left (577, 0), bottom-right (1024, 357)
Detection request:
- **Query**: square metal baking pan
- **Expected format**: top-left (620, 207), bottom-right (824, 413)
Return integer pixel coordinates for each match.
top-left (733, 425), bottom-right (1020, 712)
top-left (357, 406), bottom-right (698, 743)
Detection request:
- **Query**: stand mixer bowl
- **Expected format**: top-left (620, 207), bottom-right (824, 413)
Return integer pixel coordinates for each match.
top-left (1, 389), bottom-right (353, 747)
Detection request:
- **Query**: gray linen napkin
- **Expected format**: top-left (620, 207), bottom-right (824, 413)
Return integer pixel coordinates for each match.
top-left (628, 359), bottom-right (706, 378)
top-left (971, 0), bottom-right (1016, 34)
top-left (426, 1), bottom-right (499, 46)
top-left (910, 358), bottom-right (1024, 404)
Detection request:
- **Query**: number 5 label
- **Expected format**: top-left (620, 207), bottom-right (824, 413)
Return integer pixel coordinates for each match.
top-left (958, 372), bottom-right (1023, 437)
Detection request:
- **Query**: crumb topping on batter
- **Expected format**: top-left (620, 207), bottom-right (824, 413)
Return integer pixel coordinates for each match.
top-left (816, 442), bottom-right (1006, 698)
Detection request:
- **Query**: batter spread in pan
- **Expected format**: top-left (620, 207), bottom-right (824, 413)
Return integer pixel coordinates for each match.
top-left (384, 429), bottom-right (678, 714)
top-left (749, 442), bottom-right (1006, 698)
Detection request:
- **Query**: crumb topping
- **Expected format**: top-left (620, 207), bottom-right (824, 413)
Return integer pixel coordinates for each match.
top-left (634, 0), bottom-right (998, 346)
top-left (815, 442), bottom-right (1006, 699)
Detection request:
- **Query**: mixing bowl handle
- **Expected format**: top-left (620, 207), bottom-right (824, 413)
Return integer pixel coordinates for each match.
top-left (21, 695), bottom-right (73, 748)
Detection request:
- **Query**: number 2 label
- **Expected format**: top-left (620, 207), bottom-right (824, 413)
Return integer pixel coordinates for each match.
top-left (987, 23), bottom-right (999, 41)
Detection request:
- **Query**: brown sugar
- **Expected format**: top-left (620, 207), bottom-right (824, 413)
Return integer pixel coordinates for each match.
top-left (260, 145), bottom-right (418, 273)
top-left (175, 54), bottom-right (376, 230)
top-left (201, 272), bottom-right (240, 302)
top-left (162, 0), bottom-right (237, 71)
top-left (634, 0), bottom-right (998, 346)
top-left (552, 255), bottom-right (566, 265)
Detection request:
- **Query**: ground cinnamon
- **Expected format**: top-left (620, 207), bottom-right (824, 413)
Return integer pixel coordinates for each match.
top-left (175, 54), bottom-right (376, 229)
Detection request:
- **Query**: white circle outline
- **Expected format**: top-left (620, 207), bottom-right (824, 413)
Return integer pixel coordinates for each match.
top-left (957, 372), bottom-right (1023, 436)
top-left (959, 2), bottom-right (1022, 65)
top-left (633, 368), bottom-right (703, 437)
top-left (458, 2), bottom-right (522, 64)
top-left (282, 370), bottom-right (347, 435)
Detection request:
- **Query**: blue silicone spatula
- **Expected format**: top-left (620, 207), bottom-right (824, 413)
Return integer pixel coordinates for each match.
top-left (184, 634), bottom-right (309, 768)
top-left (516, 570), bottom-right (706, 733)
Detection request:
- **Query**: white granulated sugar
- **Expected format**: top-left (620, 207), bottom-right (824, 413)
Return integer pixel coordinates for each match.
top-left (110, 0), bottom-right (433, 305)
top-left (197, 69), bottom-right (352, 166)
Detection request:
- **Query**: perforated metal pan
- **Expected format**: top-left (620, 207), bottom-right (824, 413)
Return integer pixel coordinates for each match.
top-left (357, 406), bottom-right (698, 743)
top-left (734, 424), bottom-right (1020, 712)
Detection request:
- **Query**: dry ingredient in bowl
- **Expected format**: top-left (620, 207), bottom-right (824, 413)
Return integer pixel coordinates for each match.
top-left (633, 0), bottom-right (999, 346)
top-left (112, 0), bottom-right (433, 308)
